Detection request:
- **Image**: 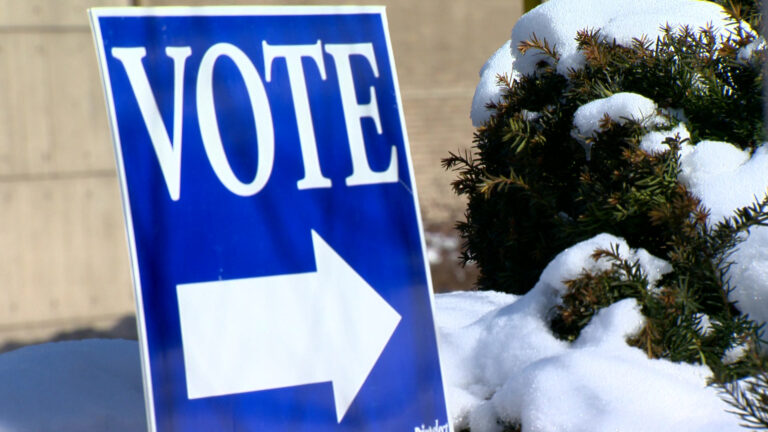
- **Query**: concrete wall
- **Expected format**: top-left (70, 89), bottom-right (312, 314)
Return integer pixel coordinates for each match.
top-left (0, 0), bottom-right (135, 347)
top-left (0, 0), bottom-right (521, 348)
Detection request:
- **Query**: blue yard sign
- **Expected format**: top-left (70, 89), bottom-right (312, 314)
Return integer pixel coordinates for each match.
top-left (90, 6), bottom-right (451, 431)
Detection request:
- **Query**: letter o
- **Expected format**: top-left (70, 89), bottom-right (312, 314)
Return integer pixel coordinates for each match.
top-left (196, 43), bottom-right (274, 196)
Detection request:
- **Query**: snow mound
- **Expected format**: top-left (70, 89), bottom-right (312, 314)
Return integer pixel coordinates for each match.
top-left (511, 0), bottom-right (746, 76)
top-left (573, 93), bottom-right (660, 138)
top-left (433, 234), bottom-right (732, 432)
top-left (679, 141), bottom-right (768, 223)
top-left (470, 0), bottom-right (749, 128)
top-left (639, 123), bottom-right (691, 155)
top-left (535, 233), bottom-right (671, 299)
top-left (470, 40), bottom-right (517, 127)
top-left (434, 290), bottom-right (518, 329)
top-left (437, 289), bottom-right (743, 432)
top-left (486, 322), bottom-right (739, 432)
top-left (726, 225), bottom-right (768, 326)
top-left (572, 92), bottom-right (662, 158)
top-left (572, 297), bottom-right (645, 348)
top-left (0, 339), bottom-right (146, 432)
top-left (676, 141), bottom-right (768, 326)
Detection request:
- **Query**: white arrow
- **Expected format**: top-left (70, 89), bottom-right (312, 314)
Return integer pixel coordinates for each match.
top-left (175, 230), bottom-right (401, 423)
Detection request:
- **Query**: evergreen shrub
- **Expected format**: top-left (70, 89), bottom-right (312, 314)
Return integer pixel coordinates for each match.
top-left (444, 0), bottom-right (767, 418)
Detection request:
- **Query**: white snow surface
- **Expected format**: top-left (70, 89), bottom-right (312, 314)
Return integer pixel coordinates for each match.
top-left (572, 93), bottom-right (662, 158)
top-left (435, 234), bottom-right (746, 431)
top-left (441, 293), bottom-right (742, 432)
top-left (511, 0), bottom-right (746, 76)
top-left (728, 226), bottom-right (768, 326)
top-left (573, 93), bottom-right (661, 138)
top-left (639, 123), bottom-right (691, 155)
top-left (676, 141), bottom-right (768, 326)
top-left (471, 0), bottom-right (748, 129)
top-left (470, 40), bottom-right (517, 127)
top-left (679, 141), bottom-right (768, 223)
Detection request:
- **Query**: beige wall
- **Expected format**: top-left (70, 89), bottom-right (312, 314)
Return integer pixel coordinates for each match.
top-left (0, 0), bottom-right (521, 348)
top-left (0, 0), bottom-right (136, 347)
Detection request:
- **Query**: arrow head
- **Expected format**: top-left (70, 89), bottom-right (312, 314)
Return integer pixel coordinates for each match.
top-left (311, 231), bottom-right (401, 423)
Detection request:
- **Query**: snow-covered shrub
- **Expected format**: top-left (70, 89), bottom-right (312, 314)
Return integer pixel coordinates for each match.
top-left (445, 0), bottom-right (767, 427)
top-left (446, 1), bottom-right (763, 295)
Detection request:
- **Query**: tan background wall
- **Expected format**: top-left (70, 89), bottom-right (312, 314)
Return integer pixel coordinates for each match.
top-left (0, 0), bottom-right (521, 349)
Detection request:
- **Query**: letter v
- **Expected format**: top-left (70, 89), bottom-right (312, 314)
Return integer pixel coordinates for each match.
top-left (112, 47), bottom-right (192, 201)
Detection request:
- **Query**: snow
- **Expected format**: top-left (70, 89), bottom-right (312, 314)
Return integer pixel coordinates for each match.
top-left (725, 226), bottom-right (768, 326)
top-left (470, 40), bottom-right (517, 127)
top-left (738, 38), bottom-right (766, 64)
top-left (639, 123), bottom-right (691, 155)
top-left (438, 233), bottom-right (665, 422)
top-left (434, 235), bottom-right (746, 431)
top-left (441, 292), bottom-right (742, 432)
top-left (573, 93), bottom-right (660, 138)
top-left (471, 0), bottom-right (753, 125)
top-left (572, 92), bottom-right (662, 158)
top-left (536, 233), bottom-right (671, 297)
top-left (510, 0), bottom-right (747, 76)
top-left (679, 142), bottom-right (768, 223)
top-left (676, 141), bottom-right (768, 326)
